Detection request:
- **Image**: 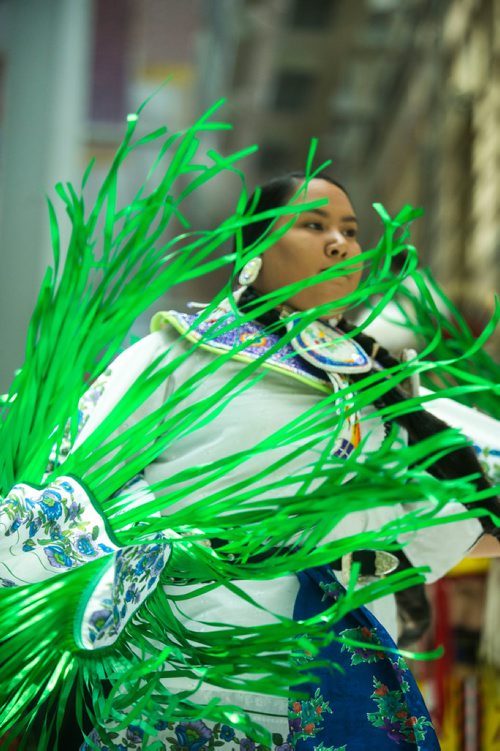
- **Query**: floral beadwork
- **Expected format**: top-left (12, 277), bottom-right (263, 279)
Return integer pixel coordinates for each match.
top-left (166, 309), bottom-right (331, 388)
top-left (476, 445), bottom-right (500, 483)
top-left (239, 331), bottom-right (268, 348)
top-left (163, 309), bottom-right (367, 459)
top-left (367, 677), bottom-right (433, 745)
top-left (288, 687), bottom-right (332, 744)
top-left (79, 535), bottom-right (170, 649)
top-left (0, 476), bottom-right (117, 586)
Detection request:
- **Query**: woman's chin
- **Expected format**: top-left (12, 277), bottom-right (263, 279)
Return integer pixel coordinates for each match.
top-left (290, 295), bottom-right (346, 318)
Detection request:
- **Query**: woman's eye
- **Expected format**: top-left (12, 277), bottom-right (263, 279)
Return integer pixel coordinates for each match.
top-left (343, 228), bottom-right (358, 238)
top-left (304, 221), bottom-right (324, 231)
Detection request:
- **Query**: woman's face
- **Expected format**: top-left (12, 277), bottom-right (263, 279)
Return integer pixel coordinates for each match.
top-left (254, 178), bottom-right (362, 315)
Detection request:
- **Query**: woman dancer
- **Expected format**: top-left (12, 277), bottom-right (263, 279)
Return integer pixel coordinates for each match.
top-left (73, 173), bottom-right (497, 749)
top-left (2, 172), bottom-right (498, 751)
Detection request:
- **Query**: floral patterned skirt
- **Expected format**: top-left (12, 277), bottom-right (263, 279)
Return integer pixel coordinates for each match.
top-left (289, 566), bottom-right (440, 751)
top-left (81, 719), bottom-right (292, 751)
top-left (81, 566), bottom-right (440, 751)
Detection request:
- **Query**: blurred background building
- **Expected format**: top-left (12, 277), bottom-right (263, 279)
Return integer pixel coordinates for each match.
top-left (0, 1), bottom-right (499, 748)
top-left (0, 0), bottom-right (499, 391)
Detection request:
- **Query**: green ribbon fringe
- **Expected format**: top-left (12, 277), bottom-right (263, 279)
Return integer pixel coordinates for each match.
top-left (0, 99), bottom-right (498, 749)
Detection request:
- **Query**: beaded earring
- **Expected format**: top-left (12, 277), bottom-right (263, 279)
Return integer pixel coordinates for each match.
top-left (238, 257), bottom-right (262, 286)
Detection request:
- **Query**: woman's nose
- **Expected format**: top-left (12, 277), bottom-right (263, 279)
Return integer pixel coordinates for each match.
top-left (324, 231), bottom-right (348, 259)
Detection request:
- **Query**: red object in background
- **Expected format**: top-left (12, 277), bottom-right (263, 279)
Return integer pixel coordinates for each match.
top-left (0, 736), bottom-right (19, 750)
top-left (433, 578), bottom-right (454, 731)
top-left (425, 566), bottom-right (492, 751)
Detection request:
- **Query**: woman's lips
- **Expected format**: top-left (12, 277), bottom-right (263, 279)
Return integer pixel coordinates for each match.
top-left (319, 270), bottom-right (344, 281)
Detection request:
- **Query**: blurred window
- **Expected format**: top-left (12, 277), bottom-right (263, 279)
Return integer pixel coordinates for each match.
top-left (0, 54), bottom-right (4, 122)
top-left (288, 0), bottom-right (336, 29)
top-left (89, 0), bottom-right (130, 123)
top-left (273, 70), bottom-right (316, 111)
top-left (0, 54), bottom-right (4, 167)
top-left (257, 142), bottom-right (292, 173)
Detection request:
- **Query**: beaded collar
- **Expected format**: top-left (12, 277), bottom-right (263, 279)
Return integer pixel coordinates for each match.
top-left (151, 294), bottom-right (372, 393)
top-left (152, 307), bottom-right (333, 390)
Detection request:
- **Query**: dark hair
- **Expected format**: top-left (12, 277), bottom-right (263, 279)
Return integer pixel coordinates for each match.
top-left (239, 171), bottom-right (351, 251)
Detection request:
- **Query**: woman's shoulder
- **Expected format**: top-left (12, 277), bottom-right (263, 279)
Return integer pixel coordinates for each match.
top-left (119, 325), bottom-right (181, 366)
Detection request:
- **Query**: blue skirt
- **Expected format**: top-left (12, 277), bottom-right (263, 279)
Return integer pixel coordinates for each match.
top-left (289, 566), bottom-right (440, 751)
top-left (80, 566), bottom-right (441, 751)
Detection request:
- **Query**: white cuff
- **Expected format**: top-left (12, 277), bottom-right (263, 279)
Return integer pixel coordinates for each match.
top-left (0, 475), bottom-right (118, 587)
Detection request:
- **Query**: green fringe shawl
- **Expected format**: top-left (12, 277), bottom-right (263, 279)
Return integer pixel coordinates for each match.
top-left (0, 98), bottom-right (498, 749)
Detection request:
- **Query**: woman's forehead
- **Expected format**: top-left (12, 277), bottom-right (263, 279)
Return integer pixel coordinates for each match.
top-left (293, 178), bottom-right (354, 212)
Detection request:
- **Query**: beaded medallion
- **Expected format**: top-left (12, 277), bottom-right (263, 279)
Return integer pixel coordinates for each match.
top-left (285, 317), bottom-right (372, 375)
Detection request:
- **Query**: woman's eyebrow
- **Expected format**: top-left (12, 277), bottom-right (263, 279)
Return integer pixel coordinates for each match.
top-left (304, 208), bottom-right (358, 223)
top-left (302, 208), bottom-right (329, 218)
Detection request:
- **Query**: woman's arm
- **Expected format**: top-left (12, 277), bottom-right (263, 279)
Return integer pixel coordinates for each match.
top-left (468, 533), bottom-right (500, 557)
top-left (1, 330), bottom-right (175, 588)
